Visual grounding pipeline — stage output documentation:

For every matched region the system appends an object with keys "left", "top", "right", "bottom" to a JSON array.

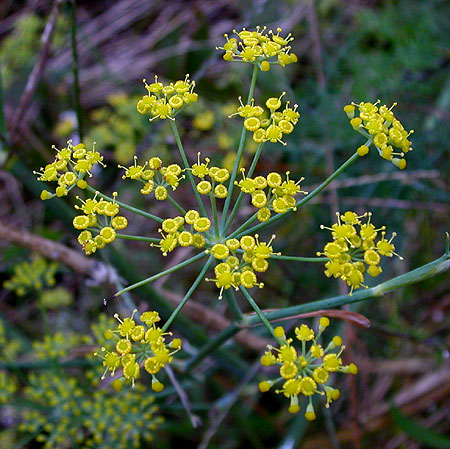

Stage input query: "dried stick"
[
  {"left": 0, "top": 219, "right": 97, "bottom": 275},
  {"left": 10, "top": 0, "right": 62, "bottom": 141}
]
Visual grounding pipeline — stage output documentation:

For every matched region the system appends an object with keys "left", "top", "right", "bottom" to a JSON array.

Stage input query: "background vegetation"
[{"left": 0, "top": 0, "right": 449, "bottom": 447}]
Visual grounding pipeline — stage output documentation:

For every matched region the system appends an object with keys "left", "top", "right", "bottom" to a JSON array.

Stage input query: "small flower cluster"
[
  {"left": 236, "top": 169, "right": 306, "bottom": 222},
  {"left": 230, "top": 94, "right": 300, "bottom": 145},
  {"left": 121, "top": 156, "right": 184, "bottom": 200},
  {"left": 97, "top": 309, "right": 182, "bottom": 390},
  {"left": 191, "top": 153, "right": 230, "bottom": 198},
  {"left": 35, "top": 141, "right": 104, "bottom": 199},
  {"left": 0, "top": 321, "right": 19, "bottom": 404},
  {"left": 217, "top": 27, "right": 298, "bottom": 70},
  {"left": 39, "top": 286, "right": 73, "bottom": 309},
  {"left": 20, "top": 372, "right": 162, "bottom": 449},
  {"left": 318, "top": 211, "right": 402, "bottom": 294},
  {"left": 83, "top": 386, "right": 162, "bottom": 448},
  {"left": 137, "top": 74, "right": 198, "bottom": 120},
  {"left": 73, "top": 192, "right": 127, "bottom": 255},
  {"left": 205, "top": 234, "right": 278, "bottom": 299},
  {"left": 344, "top": 101, "right": 413, "bottom": 169},
  {"left": 152, "top": 210, "right": 208, "bottom": 256},
  {"left": 259, "top": 318, "right": 357, "bottom": 420},
  {"left": 33, "top": 332, "right": 84, "bottom": 360},
  {"left": 20, "top": 374, "right": 85, "bottom": 448},
  {"left": 0, "top": 371, "right": 18, "bottom": 404},
  {"left": 3, "top": 256, "right": 57, "bottom": 296}
]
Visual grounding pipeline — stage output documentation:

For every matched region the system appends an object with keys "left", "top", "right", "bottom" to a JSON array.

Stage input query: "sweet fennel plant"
[{"left": 34, "top": 26, "right": 450, "bottom": 425}]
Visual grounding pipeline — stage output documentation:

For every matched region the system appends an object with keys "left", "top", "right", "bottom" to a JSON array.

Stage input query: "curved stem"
[
  {"left": 162, "top": 256, "right": 213, "bottom": 331},
  {"left": 220, "top": 64, "right": 259, "bottom": 229},
  {"left": 114, "top": 251, "right": 207, "bottom": 297},
  {"left": 85, "top": 185, "right": 163, "bottom": 223},
  {"left": 169, "top": 120, "right": 207, "bottom": 217}
]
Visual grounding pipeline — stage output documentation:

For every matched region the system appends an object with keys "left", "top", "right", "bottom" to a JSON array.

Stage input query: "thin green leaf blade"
[{"left": 390, "top": 405, "right": 450, "bottom": 449}]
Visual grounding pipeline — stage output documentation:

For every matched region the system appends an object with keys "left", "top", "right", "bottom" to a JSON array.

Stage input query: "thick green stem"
[
  {"left": 70, "top": 0, "right": 83, "bottom": 141},
  {"left": 186, "top": 251, "right": 449, "bottom": 362},
  {"left": 247, "top": 252, "right": 450, "bottom": 324},
  {"left": 85, "top": 185, "right": 163, "bottom": 223},
  {"left": 169, "top": 120, "right": 207, "bottom": 216},
  {"left": 162, "top": 257, "right": 213, "bottom": 331},
  {"left": 184, "top": 323, "right": 240, "bottom": 372},
  {"left": 220, "top": 64, "right": 259, "bottom": 229},
  {"left": 239, "top": 286, "right": 283, "bottom": 344},
  {"left": 270, "top": 254, "right": 328, "bottom": 263},
  {"left": 230, "top": 152, "right": 360, "bottom": 239},
  {"left": 224, "top": 289, "right": 244, "bottom": 322},
  {"left": 224, "top": 142, "right": 264, "bottom": 233},
  {"left": 167, "top": 193, "right": 186, "bottom": 215},
  {"left": 114, "top": 251, "right": 207, "bottom": 297}
]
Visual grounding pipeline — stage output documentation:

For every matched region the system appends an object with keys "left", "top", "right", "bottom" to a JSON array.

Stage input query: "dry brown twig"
[{"left": 10, "top": 0, "right": 62, "bottom": 142}]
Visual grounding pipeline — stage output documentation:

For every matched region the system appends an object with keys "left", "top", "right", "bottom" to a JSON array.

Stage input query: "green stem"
[
  {"left": 70, "top": 0, "right": 83, "bottom": 141},
  {"left": 224, "top": 142, "right": 264, "bottom": 233},
  {"left": 0, "top": 357, "right": 94, "bottom": 370},
  {"left": 184, "top": 323, "right": 240, "bottom": 372},
  {"left": 228, "top": 214, "right": 258, "bottom": 238},
  {"left": 224, "top": 289, "right": 244, "bottom": 322},
  {"left": 162, "top": 257, "right": 213, "bottom": 331},
  {"left": 247, "top": 252, "right": 450, "bottom": 325},
  {"left": 114, "top": 251, "right": 207, "bottom": 297},
  {"left": 210, "top": 191, "right": 219, "bottom": 237},
  {"left": 270, "top": 254, "right": 328, "bottom": 263},
  {"left": 169, "top": 120, "right": 207, "bottom": 216},
  {"left": 116, "top": 233, "right": 159, "bottom": 243},
  {"left": 0, "top": 59, "right": 8, "bottom": 167},
  {"left": 220, "top": 63, "right": 259, "bottom": 229},
  {"left": 185, "top": 251, "right": 449, "bottom": 358},
  {"left": 239, "top": 286, "right": 283, "bottom": 344},
  {"left": 85, "top": 185, "right": 163, "bottom": 223},
  {"left": 167, "top": 193, "right": 186, "bottom": 215},
  {"left": 231, "top": 152, "right": 360, "bottom": 239}
]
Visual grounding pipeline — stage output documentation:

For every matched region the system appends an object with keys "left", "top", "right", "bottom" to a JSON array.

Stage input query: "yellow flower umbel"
[
  {"left": 150, "top": 210, "right": 208, "bottom": 256},
  {"left": 317, "top": 211, "right": 403, "bottom": 294},
  {"left": 344, "top": 101, "right": 413, "bottom": 169},
  {"left": 205, "top": 234, "right": 278, "bottom": 299},
  {"left": 3, "top": 256, "right": 57, "bottom": 296},
  {"left": 137, "top": 74, "right": 198, "bottom": 121},
  {"left": 96, "top": 309, "right": 182, "bottom": 391},
  {"left": 120, "top": 156, "right": 184, "bottom": 200},
  {"left": 73, "top": 192, "right": 128, "bottom": 255},
  {"left": 235, "top": 169, "right": 306, "bottom": 221},
  {"left": 217, "top": 27, "right": 298, "bottom": 71},
  {"left": 259, "top": 318, "right": 358, "bottom": 419},
  {"left": 20, "top": 372, "right": 162, "bottom": 449},
  {"left": 229, "top": 93, "right": 300, "bottom": 145},
  {"left": 35, "top": 141, "right": 104, "bottom": 199}
]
